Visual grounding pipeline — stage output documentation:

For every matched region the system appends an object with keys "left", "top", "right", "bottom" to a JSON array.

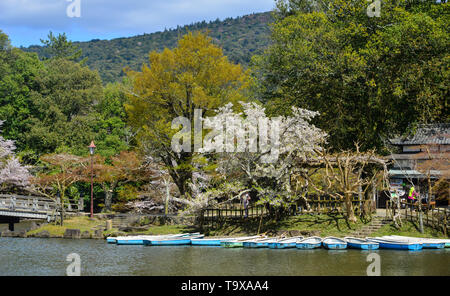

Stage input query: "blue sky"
[{"left": 0, "top": 0, "right": 276, "bottom": 47}]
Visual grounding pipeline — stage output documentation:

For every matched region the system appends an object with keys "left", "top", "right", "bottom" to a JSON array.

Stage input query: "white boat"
[
  {"left": 366, "top": 237, "right": 423, "bottom": 250},
  {"left": 381, "top": 235, "right": 446, "bottom": 249},
  {"left": 144, "top": 234, "right": 205, "bottom": 246},
  {"left": 190, "top": 237, "right": 233, "bottom": 246},
  {"left": 322, "top": 237, "right": 347, "bottom": 250},
  {"left": 220, "top": 235, "right": 262, "bottom": 248},
  {"left": 114, "top": 233, "right": 197, "bottom": 245},
  {"left": 296, "top": 236, "right": 322, "bottom": 249},
  {"left": 344, "top": 237, "right": 379, "bottom": 250},
  {"left": 243, "top": 237, "right": 273, "bottom": 248},
  {"left": 269, "top": 236, "right": 303, "bottom": 249}
]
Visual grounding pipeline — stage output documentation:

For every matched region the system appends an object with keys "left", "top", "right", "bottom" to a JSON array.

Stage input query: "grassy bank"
[
  {"left": 26, "top": 215, "right": 197, "bottom": 238},
  {"left": 26, "top": 216, "right": 105, "bottom": 237},
  {"left": 204, "top": 213, "right": 367, "bottom": 237},
  {"left": 204, "top": 214, "right": 448, "bottom": 239},
  {"left": 24, "top": 213, "right": 448, "bottom": 239},
  {"left": 370, "top": 220, "right": 448, "bottom": 239}
]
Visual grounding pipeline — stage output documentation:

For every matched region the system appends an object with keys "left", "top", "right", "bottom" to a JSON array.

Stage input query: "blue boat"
[
  {"left": 115, "top": 233, "right": 199, "bottom": 245},
  {"left": 220, "top": 236, "right": 262, "bottom": 248},
  {"left": 191, "top": 237, "right": 232, "bottom": 246},
  {"left": 381, "top": 236, "right": 445, "bottom": 249},
  {"left": 244, "top": 237, "right": 273, "bottom": 248},
  {"left": 269, "top": 237, "right": 303, "bottom": 249},
  {"left": 115, "top": 236, "right": 148, "bottom": 245},
  {"left": 366, "top": 237, "right": 423, "bottom": 251},
  {"left": 296, "top": 236, "right": 322, "bottom": 249},
  {"left": 344, "top": 237, "right": 379, "bottom": 250},
  {"left": 322, "top": 237, "right": 347, "bottom": 250},
  {"left": 106, "top": 237, "right": 117, "bottom": 244},
  {"left": 143, "top": 234, "right": 204, "bottom": 246}
]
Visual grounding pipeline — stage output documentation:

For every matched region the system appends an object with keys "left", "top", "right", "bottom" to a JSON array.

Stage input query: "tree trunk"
[
  {"left": 104, "top": 190, "right": 113, "bottom": 212},
  {"left": 169, "top": 169, "right": 192, "bottom": 198},
  {"left": 345, "top": 194, "right": 357, "bottom": 223},
  {"left": 418, "top": 202, "right": 424, "bottom": 233},
  {"left": 102, "top": 181, "right": 118, "bottom": 212}
]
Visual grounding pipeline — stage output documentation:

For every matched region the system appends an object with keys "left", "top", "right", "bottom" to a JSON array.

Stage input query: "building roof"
[
  {"left": 388, "top": 169, "right": 442, "bottom": 179},
  {"left": 390, "top": 123, "right": 450, "bottom": 145}
]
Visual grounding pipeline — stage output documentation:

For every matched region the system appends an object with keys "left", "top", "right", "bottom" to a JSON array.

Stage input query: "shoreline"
[{"left": 1, "top": 212, "right": 448, "bottom": 240}]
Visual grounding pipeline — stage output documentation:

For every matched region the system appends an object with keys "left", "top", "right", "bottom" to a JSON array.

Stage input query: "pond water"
[{"left": 0, "top": 237, "right": 449, "bottom": 276}]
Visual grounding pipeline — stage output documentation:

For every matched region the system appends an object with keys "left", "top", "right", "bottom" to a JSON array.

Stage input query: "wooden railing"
[
  {"left": 199, "top": 195, "right": 372, "bottom": 229},
  {"left": 203, "top": 204, "right": 267, "bottom": 220},
  {"left": 305, "top": 196, "right": 363, "bottom": 213},
  {"left": 388, "top": 199, "right": 449, "bottom": 235},
  {"left": 0, "top": 194, "right": 83, "bottom": 213}
]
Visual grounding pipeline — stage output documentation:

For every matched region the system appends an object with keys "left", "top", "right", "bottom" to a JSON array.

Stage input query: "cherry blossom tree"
[
  {"left": 0, "top": 120, "right": 31, "bottom": 190},
  {"left": 176, "top": 101, "right": 327, "bottom": 218}
]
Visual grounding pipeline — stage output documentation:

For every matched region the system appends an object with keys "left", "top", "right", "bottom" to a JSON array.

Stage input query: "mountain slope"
[{"left": 24, "top": 12, "right": 274, "bottom": 84}]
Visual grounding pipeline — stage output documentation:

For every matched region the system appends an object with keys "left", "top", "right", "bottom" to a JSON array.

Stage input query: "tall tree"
[
  {"left": 26, "top": 57, "right": 103, "bottom": 156},
  {"left": 253, "top": 0, "right": 449, "bottom": 152},
  {"left": 0, "top": 32, "right": 43, "bottom": 159},
  {"left": 125, "top": 31, "right": 250, "bottom": 197},
  {"left": 30, "top": 153, "right": 86, "bottom": 225},
  {"left": 40, "top": 31, "right": 85, "bottom": 63}
]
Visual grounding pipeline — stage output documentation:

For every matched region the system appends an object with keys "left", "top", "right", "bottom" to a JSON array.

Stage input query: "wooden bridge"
[{"left": 0, "top": 194, "right": 83, "bottom": 231}]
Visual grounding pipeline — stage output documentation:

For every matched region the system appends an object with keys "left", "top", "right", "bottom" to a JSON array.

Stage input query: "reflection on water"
[{"left": 0, "top": 237, "right": 449, "bottom": 276}]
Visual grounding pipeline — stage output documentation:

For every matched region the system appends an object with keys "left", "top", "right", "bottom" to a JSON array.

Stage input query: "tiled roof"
[{"left": 390, "top": 123, "right": 450, "bottom": 145}]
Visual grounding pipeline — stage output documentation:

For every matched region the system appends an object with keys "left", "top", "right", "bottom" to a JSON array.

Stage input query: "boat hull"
[
  {"left": 272, "top": 242, "right": 297, "bottom": 249},
  {"left": 323, "top": 243, "right": 347, "bottom": 250},
  {"left": 296, "top": 242, "right": 321, "bottom": 249},
  {"left": 347, "top": 242, "right": 379, "bottom": 250},
  {"left": 422, "top": 242, "right": 445, "bottom": 249},
  {"left": 221, "top": 241, "right": 244, "bottom": 248},
  {"left": 322, "top": 237, "right": 347, "bottom": 250},
  {"left": 368, "top": 239, "right": 423, "bottom": 251},
  {"left": 116, "top": 239, "right": 145, "bottom": 245},
  {"left": 106, "top": 238, "right": 117, "bottom": 244},
  {"left": 144, "top": 238, "right": 192, "bottom": 246},
  {"left": 191, "top": 239, "right": 226, "bottom": 246},
  {"left": 252, "top": 241, "right": 270, "bottom": 248}
]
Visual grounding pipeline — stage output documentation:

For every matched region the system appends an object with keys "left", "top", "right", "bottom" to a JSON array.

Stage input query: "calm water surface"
[{"left": 0, "top": 237, "right": 449, "bottom": 276}]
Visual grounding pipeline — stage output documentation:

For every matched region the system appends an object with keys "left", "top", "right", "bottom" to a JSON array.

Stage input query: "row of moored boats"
[{"left": 107, "top": 233, "right": 450, "bottom": 251}]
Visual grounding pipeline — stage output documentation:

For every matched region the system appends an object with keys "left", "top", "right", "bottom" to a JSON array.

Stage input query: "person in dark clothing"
[{"left": 243, "top": 193, "right": 251, "bottom": 218}]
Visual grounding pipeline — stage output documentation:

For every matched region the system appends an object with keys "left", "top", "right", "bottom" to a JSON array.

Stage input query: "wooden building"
[{"left": 386, "top": 124, "right": 449, "bottom": 207}]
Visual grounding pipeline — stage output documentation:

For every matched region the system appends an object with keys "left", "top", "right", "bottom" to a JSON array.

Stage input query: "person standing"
[{"left": 243, "top": 193, "right": 251, "bottom": 218}]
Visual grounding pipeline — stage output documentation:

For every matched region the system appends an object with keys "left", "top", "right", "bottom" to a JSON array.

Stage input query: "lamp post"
[{"left": 88, "top": 141, "right": 96, "bottom": 218}]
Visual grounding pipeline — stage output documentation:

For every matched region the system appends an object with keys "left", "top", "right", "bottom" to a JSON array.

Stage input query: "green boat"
[{"left": 221, "top": 236, "right": 261, "bottom": 248}]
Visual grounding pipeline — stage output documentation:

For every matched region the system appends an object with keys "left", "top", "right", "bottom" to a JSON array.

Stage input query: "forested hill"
[{"left": 23, "top": 12, "right": 273, "bottom": 84}]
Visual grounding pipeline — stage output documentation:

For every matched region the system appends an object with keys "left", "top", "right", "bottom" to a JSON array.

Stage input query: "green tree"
[
  {"left": 40, "top": 31, "right": 85, "bottom": 63},
  {"left": 25, "top": 58, "right": 103, "bottom": 156},
  {"left": 125, "top": 32, "right": 250, "bottom": 197},
  {"left": 253, "top": 0, "right": 449, "bottom": 152},
  {"left": 0, "top": 31, "right": 43, "bottom": 160},
  {"left": 0, "top": 30, "right": 11, "bottom": 50},
  {"left": 92, "top": 82, "right": 131, "bottom": 157}
]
